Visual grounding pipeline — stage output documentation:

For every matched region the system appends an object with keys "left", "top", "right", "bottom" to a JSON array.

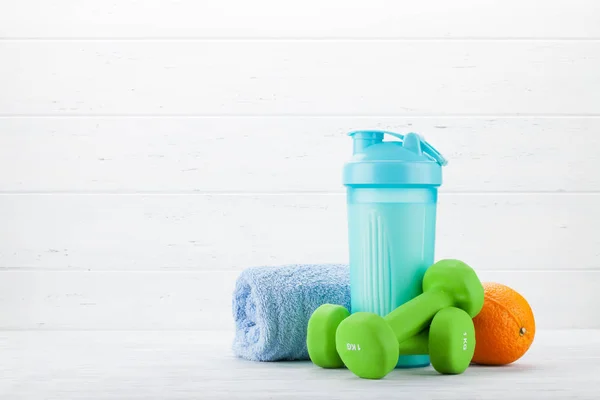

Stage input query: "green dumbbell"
[
  {"left": 308, "top": 305, "right": 476, "bottom": 375},
  {"left": 335, "top": 259, "right": 484, "bottom": 379},
  {"left": 306, "top": 259, "right": 483, "bottom": 372}
]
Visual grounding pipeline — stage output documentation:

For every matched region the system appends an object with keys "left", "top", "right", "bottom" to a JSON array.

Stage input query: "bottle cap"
[{"left": 343, "top": 130, "right": 447, "bottom": 187}]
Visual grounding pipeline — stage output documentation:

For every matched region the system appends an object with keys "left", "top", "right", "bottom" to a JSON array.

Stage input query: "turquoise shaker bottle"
[{"left": 342, "top": 130, "right": 447, "bottom": 368}]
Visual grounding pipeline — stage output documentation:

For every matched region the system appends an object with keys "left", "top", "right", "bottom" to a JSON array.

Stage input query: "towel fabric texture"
[{"left": 232, "top": 263, "right": 351, "bottom": 362}]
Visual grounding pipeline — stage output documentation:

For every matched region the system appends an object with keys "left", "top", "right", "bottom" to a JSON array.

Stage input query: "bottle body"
[{"left": 346, "top": 186, "right": 438, "bottom": 368}]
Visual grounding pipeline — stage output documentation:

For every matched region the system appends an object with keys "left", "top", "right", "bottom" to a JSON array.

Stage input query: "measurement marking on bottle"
[{"left": 346, "top": 343, "right": 361, "bottom": 351}]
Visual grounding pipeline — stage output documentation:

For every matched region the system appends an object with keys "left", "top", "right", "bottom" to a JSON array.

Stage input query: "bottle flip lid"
[{"left": 343, "top": 130, "right": 447, "bottom": 187}]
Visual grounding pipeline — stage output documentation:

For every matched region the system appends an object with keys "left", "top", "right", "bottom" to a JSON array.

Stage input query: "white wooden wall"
[{"left": 1, "top": 0, "right": 599, "bottom": 332}]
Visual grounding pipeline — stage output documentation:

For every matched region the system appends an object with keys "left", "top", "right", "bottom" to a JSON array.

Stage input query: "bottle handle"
[{"left": 379, "top": 131, "right": 448, "bottom": 166}]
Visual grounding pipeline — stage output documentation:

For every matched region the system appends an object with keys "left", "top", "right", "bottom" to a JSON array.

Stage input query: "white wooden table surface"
[{"left": 2, "top": 329, "right": 598, "bottom": 399}]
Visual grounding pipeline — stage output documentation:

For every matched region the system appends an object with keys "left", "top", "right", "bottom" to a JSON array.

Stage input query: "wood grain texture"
[
  {"left": 1, "top": 330, "right": 599, "bottom": 399},
  {"left": 1, "top": 41, "right": 599, "bottom": 116},
  {"left": 1, "top": 194, "right": 598, "bottom": 271},
  {"left": 1, "top": 0, "right": 599, "bottom": 39},
  {"left": 1, "top": 0, "right": 598, "bottom": 353},
  {"left": 0, "top": 270, "right": 597, "bottom": 330},
  {"left": 1, "top": 117, "right": 599, "bottom": 193}
]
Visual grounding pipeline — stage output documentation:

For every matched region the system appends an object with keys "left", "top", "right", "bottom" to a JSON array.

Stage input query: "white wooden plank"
[
  {"left": 1, "top": 42, "right": 598, "bottom": 116},
  {"left": 1, "top": 194, "right": 598, "bottom": 271},
  {"left": 1, "top": 117, "right": 599, "bottom": 193},
  {"left": 0, "top": 271, "right": 238, "bottom": 331},
  {"left": 0, "top": 270, "right": 597, "bottom": 330},
  {"left": 1, "top": 330, "right": 599, "bottom": 399},
  {"left": 1, "top": 0, "right": 599, "bottom": 39}
]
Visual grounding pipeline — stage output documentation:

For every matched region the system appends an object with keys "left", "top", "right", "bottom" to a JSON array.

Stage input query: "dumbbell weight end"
[
  {"left": 396, "top": 307, "right": 476, "bottom": 375},
  {"left": 306, "top": 304, "right": 351, "bottom": 368}
]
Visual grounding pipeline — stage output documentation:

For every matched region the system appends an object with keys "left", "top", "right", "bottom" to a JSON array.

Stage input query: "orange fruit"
[{"left": 471, "top": 282, "right": 535, "bottom": 365}]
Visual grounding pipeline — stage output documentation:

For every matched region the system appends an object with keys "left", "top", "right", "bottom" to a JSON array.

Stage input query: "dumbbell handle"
[
  {"left": 397, "top": 330, "right": 429, "bottom": 355},
  {"left": 383, "top": 288, "right": 453, "bottom": 343}
]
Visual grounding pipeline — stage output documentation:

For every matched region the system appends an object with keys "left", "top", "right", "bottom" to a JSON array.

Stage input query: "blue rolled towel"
[{"left": 232, "top": 263, "right": 350, "bottom": 362}]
